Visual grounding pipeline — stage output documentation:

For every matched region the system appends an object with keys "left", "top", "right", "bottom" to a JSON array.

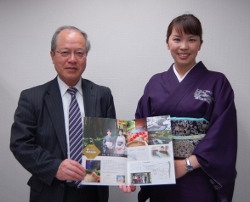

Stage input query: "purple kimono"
[{"left": 135, "top": 61, "right": 237, "bottom": 202}]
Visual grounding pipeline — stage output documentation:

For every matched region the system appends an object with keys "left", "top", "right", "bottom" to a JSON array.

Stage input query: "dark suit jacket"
[{"left": 10, "top": 77, "right": 116, "bottom": 202}]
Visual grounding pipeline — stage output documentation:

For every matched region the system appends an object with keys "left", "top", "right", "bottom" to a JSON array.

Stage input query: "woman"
[
  {"left": 115, "top": 129, "right": 126, "bottom": 155},
  {"left": 120, "top": 14, "right": 237, "bottom": 202}
]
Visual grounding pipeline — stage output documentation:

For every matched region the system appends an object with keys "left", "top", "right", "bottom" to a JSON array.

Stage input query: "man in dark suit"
[{"left": 10, "top": 26, "right": 116, "bottom": 202}]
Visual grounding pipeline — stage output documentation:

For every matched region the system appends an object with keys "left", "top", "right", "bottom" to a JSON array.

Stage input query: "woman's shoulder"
[
  {"left": 206, "top": 69, "right": 231, "bottom": 86},
  {"left": 148, "top": 64, "right": 173, "bottom": 83},
  {"left": 148, "top": 71, "right": 168, "bottom": 83},
  {"left": 207, "top": 69, "right": 226, "bottom": 77}
]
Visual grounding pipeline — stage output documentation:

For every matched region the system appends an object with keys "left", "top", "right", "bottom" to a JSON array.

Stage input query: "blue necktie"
[{"left": 68, "top": 87, "right": 83, "bottom": 186}]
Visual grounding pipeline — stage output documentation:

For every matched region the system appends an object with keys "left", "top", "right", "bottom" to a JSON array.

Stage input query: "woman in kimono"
[
  {"left": 119, "top": 14, "right": 237, "bottom": 202},
  {"left": 115, "top": 129, "right": 126, "bottom": 155}
]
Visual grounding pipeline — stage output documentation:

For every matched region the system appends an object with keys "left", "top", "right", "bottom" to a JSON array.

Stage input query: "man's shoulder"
[
  {"left": 21, "top": 78, "right": 57, "bottom": 95},
  {"left": 82, "top": 78, "right": 111, "bottom": 92}
]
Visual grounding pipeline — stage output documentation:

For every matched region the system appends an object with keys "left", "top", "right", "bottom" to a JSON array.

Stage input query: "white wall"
[{"left": 0, "top": 0, "right": 249, "bottom": 201}]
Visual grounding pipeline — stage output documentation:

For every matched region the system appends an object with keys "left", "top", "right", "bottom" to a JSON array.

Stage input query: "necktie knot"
[{"left": 67, "top": 87, "right": 77, "bottom": 96}]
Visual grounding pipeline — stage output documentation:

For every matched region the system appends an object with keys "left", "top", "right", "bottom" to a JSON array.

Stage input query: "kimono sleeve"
[{"left": 193, "top": 75, "right": 237, "bottom": 201}]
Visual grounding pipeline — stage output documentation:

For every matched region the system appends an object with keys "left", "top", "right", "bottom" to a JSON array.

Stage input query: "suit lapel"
[
  {"left": 81, "top": 79, "right": 96, "bottom": 117},
  {"left": 44, "top": 78, "right": 67, "bottom": 158}
]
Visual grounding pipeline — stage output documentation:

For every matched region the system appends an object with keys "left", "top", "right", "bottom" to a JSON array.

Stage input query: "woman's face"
[{"left": 167, "top": 28, "right": 202, "bottom": 71}]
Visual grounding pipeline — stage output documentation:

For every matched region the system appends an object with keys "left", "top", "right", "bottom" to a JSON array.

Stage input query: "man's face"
[{"left": 50, "top": 29, "right": 87, "bottom": 86}]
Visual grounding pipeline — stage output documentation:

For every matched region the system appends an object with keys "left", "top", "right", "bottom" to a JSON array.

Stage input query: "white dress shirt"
[{"left": 57, "top": 76, "right": 85, "bottom": 159}]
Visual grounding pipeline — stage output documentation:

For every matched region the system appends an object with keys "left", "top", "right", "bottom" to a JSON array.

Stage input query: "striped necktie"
[{"left": 67, "top": 87, "right": 83, "bottom": 185}]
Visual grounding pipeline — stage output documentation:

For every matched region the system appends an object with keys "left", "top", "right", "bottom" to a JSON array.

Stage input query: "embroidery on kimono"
[{"left": 194, "top": 89, "right": 214, "bottom": 104}]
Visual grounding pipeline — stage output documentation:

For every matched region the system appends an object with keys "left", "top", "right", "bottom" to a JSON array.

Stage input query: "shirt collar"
[{"left": 57, "top": 76, "right": 83, "bottom": 97}]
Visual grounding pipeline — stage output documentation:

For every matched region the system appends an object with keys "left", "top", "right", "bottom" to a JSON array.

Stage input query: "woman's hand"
[
  {"left": 175, "top": 155, "right": 201, "bottom": 179},
  {"left": 118, "top": 185, "right": 136, "bottom": 193},
  {"left": 174, "top": 159, "right": 188, "bottom": 179}
]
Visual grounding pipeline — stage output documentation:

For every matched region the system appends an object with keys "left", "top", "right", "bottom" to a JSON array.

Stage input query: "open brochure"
[{"left": 80, "top": 115, "right": 176, "bottom": 186}]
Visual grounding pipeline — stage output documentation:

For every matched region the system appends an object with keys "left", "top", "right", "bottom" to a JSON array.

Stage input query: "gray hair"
[{"left": 51, "top": 25, "right": 91, "bottom": 54}]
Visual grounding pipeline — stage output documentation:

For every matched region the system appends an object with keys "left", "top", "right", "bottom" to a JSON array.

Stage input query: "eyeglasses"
[{"left": 56, "top": 48, "right": 86, "bottom": 58}]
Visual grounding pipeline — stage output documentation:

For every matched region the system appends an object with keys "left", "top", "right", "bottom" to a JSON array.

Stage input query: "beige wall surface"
[{"left": 0, "top": 1, "right": 249, "bottom": 201}]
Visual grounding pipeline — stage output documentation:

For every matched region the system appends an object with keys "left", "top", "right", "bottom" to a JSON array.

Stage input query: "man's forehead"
[
  {"left": 59, "top": 30, "right": 83, "bottom": 39},
  {"left": 56, "top": 30, "right": 86, "bottom": 47}
]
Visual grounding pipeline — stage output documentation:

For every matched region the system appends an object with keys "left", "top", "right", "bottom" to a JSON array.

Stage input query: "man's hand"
[
  {"left": 55, "top": 159, "right": 85, "bottom": 181},
  {"left": 118, "top": 185, "right": 136, "bottom": 193}
]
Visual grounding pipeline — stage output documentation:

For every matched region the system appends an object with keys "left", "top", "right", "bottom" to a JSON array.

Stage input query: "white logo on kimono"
[{"left": 194, "top": 89, "right": 214, "bottom": 104}]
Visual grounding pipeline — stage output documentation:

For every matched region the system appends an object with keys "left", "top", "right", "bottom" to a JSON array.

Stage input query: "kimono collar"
[{"left": 173, "top": 64, "right": 196, "bottom": 82}]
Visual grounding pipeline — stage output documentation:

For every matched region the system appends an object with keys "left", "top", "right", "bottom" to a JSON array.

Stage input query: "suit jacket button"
[{"left": 61, "top": 183, "right": 65, "bottom": 188}]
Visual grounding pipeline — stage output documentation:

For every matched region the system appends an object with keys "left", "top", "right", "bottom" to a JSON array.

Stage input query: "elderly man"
[{"left": 10, "top": 26, "right": 116, "bottom": 202}]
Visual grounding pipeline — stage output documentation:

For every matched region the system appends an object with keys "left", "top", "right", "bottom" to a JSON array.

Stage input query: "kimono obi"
[{"left": 170, "top": 117, "right": 209, "bottom": 158}]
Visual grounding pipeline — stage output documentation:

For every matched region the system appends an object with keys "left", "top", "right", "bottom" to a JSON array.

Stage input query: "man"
[
  {"left": 102, "top": 129, "right": 115, "bottom": 155},
  {"left": 10, "top": 26, "right": 116, "bottom": 202}
]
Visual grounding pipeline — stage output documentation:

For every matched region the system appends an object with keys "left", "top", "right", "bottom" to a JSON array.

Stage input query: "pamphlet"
[{"left": 81, "top": 115, "right": 175, "bottom": 186}]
